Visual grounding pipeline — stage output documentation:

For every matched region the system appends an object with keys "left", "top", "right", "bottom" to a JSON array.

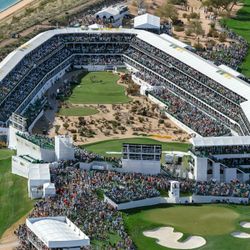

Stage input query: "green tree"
[
  {"left": 188, "top": 20, "right": 205, "bottom": 38},
  {"left": 157, "top": 1, "right": 178, "bottom": 22}
]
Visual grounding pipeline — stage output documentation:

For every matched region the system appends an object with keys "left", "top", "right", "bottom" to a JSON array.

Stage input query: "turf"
[
  {"left": 224, "top": 0, "right": 250, "bottom": 77},
  {"left": 68, "top": 71, "right": 131, "bottom": 104},
  {"left": 82, "top": 137, "right": 191, "bottom": 156},
  {"left": 0, "top": 150, "right": 33, "bottom": 237},
  {"left": 0, "top": 149, "right": 15, "bottom": 160},
  {"left": 58, "top": 106, "right": 99, "bottom": 117},
  {"left": 124, "top": 204, "right": 250, "bottom": 250}
]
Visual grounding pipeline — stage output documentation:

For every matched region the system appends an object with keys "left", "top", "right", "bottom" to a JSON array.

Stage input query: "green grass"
[
  {"left": 0, "top": 150, "right": 33, "bottom": 237},
  {"left": 58, "top": 106, "right": 99, "bottom": 117},
  {"left": 68, "top": 71, "right": 131, "bottom": 104},
  {"left": 124, "top": 204, "right": 250, "bottom": 250},
  {"left": 82, "top": 137, "right": 190, "bottom": 156},
  {"left": 224, "top": 0, "right": 250, "bottom": 77},
  {"left": 0, "top": 149, "right": 15, "bottom": 160}
]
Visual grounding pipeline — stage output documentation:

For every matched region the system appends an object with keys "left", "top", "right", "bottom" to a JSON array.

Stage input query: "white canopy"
[
  {"left": 26, "top": 217, "right": 90, "bottom": 248},
  {"left": 218, "top": 64, "right": 243, "bottom": 78},
  {"left": 190, "top": 136, "right": 250, "bottom": 147},
  {"left": 134, "top": 13, "right": 160, "bottom": 30}
]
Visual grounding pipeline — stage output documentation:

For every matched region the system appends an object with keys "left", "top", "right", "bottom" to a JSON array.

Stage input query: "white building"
[
  {"left": 121, "top": 143, "right": 162, "bottom": 174},
  {"left": 26, "top": 216, "right": 90, "bottom": 250},
  {"left": 55, "top": 135, "right": 74, "bottom": 161},
  {"left": 95, "top": 4, "right": 128, "bottom": 23},
  {"left": 28, "top": 164, "right": 51, "bottom": 199},
  {"left": 189, "top": 136, "right": 250, "bottom": 182},
  {"left": 134, "top": 13, "right": 160, "bottom": 32}
]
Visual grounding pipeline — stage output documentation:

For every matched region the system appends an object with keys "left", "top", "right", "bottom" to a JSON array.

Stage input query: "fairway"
[
  {"left": 68, "top": 71, "right": 131, "bottom": 104},
  {"left": 58, "top": 106, "right": 99, "bottom": 117},
  {"left": 0, "top": 150, "right": 33, "bottom": 237},
  {"left": 82, "top": 138, "right": 190, "bottom": 156},
  {"left": 124, "top": 204, "right": 250, "bottom": 250},
  {"left": 225, "top": 0, "right": 250, "bottom": 77}
]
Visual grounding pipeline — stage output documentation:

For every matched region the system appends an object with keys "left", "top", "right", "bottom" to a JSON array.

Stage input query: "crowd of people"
[
  {"left": 198, "top": 30, "right": 248, "bottom": 70},
  {"left": 15, "top": 158, "right": 250, "bottom": 249},
  {"left": 0, "top": 33, "right": 134, "bottom": 125},
  {"left": 126, "top": 38, "right": 250, "bottom": 136},
  {"left": 0, "top": 31, "right": 250, "bottom": 137},
  {"left": 193, "top": 144, "right": 250, "bottom": 156}
]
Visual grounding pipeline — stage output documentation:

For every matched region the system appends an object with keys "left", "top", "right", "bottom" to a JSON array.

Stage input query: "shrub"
[{"left": 174, "top": 26, "right": 185, "bottom": 32}]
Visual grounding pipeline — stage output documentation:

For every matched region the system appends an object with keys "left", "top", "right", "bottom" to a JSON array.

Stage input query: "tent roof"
[
  {"left": 28, "top": 164, "right": 50, "bottom": 180},
  {"left": 134, "top": 13, "right": 160, "bottom": 29},
  {"left": 190, "top": 136, "right": 250, "bottom": 147},
  {"left": 26, "top": 217, "right": 89, "bottom": 248}
]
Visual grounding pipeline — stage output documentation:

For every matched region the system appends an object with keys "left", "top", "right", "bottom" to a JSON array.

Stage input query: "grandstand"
[{"left": 0, "top": 28, "right": 250, "bottom": 138}]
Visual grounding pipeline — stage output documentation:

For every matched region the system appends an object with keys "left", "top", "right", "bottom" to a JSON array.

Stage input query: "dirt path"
[{"left": 0, "top": 213, "right": 30, "bottom": 250}]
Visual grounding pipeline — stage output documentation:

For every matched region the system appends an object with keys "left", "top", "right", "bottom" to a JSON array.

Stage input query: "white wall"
[
  {"left": 104, "top": 194, "right": 249, "bottom": 210},
  {"left": 12, "top": 156, "right": 30, "bottom": 178},
  {"left": 121, "top": 159, "right": 161, "bottom": 175},
  {"left": 225, "top": 168, "right": 237, "bottom": 183},
  {"left": 16, "top": 135, "right": 55, "bottom": 162},
  {"left": 55, "top": 135, "right": 74, "bottom": 161}
]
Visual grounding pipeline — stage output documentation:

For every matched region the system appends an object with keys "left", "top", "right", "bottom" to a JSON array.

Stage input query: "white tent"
[
  {"left": 26, "top": 217, "right": 90, "bottom": 249},
  {"left": 43, "top": 182, "right": 56, "bottom": 198},
  {"left": 134, "top": 13, "right": 160, "bottom": 30}
]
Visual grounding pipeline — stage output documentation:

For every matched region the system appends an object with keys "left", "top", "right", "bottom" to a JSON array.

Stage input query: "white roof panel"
[
  {"left": 26, "top": 217, "right": 90, "bottom": 248},
  {"left": 160, "top": 33, "right": 190, "bottom": 49},
  {"left": 134, "top": 13, "right": 160, "bottom": 29},
  {"left": 218, "top": 64, "right": 243, "bottom": 77},
  {"left": 190, "top": 136, "right": 250, "bottom": 147},
  {"left": 28, "top": 164, "right": 50, "bottom": 180}
]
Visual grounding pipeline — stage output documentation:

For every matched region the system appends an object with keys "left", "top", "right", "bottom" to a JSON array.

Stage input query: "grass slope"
[
  {"left": 224, "top": 0, "right": 250, "bottom": 77},
  {"left": 82, "top": 137, "right": 190, "bottom": 156},
  {"left": 68, "top": 71, "right": 131, "bottom": 104},
  {"left": 124, "top": 204, "right": 250, "bottom": 250},
  {"left": 58, "top": 106, "right": 99, "bottom": 117},
  {"left": 0, "top": 150, "right": 33, "bottom": 237}
]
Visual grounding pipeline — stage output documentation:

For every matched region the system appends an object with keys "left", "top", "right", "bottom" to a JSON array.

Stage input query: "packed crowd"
[
  {"left": 193, "top": 144, "right": 250, "bottom": 156},
  {"left": 1, "top": 31, "right": 250, "bottom": 137},
  {"left": 0, "top": 33, "right": 134, "bottom": 124},
  {"left": 15, "top": 161, "right": 250, "bottom": 248},
  {"left": 198, "top": 30, "right": 248, "bottom": 70},
  {"left": 126, "top": 38, "right": 250, "bottom": 136}
]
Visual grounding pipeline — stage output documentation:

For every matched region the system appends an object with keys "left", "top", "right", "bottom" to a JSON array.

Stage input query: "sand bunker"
[
  {"left": 240, "top": 222, "right": 250, "bottom": 228},
  {"left": 231, "top": 232, "right": 250, "bottom": 238},
  {"left": 143, "top": 227, "right": 206, "bottom": 249},
  {"left": 231, "top": 221, "right": 250, "bottom": 238}
]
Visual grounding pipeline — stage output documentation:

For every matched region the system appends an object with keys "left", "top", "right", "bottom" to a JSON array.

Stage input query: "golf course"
[
  {"left": 82, "top": 137, "right": 191, "bottom": 156},
  {"left": 68, "top": 71, "right": 131, "bottom": 104},
  {"left": 124, "top": 204, "right": 250, "bottom": 250},
  {"left": 0, "top": 149, "right": 33, "bottom": 238}
]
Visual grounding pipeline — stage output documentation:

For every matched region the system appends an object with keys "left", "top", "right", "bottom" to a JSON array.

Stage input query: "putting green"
[
  {"left": 68, "top": 71, "right": 131, "bottom": 104},
  {"left": 124, "top": 204, "right": 250, "bottom": 250},
  {"left": 143, "top": 206, "right": 239, "bottom": 236},
  {"left": 82, "top": 138, "right": 190, "bottom": 157}
]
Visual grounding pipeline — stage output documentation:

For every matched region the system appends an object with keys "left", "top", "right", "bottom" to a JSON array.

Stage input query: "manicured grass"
[
  {"left": 0, "top": 150, "right": 33, "bottom": 237},
  {"left": 0, "top": 149, "right": 15, "bottom": 160},
  {"left": 82, "top": 137, "right": 191, "bottom": 156},
  {"left": 68, "top": 71, "right": 131, "bottom": 104},
  {"left": 58, "top": 106, "right": 99, "bottom": 117},
  {"left": 124, "top": 204, "right": 250, "bottom": 250},
  {"left": 224, "top": 0, "right": 250, "bottom": 77}
]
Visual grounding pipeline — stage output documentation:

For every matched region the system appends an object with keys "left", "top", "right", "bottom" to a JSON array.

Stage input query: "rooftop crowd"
[{"left": 198, "top": 30, "right": 248, "bottom": 71}]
